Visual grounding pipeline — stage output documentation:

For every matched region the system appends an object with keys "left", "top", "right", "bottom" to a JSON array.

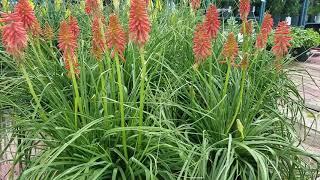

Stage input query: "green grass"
[{"left": 0, "top": 2, "right": 319, "bottom": 180}]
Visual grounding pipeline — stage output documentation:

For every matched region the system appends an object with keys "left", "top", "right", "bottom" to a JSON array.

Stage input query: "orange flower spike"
[
  {"left": 191, "top": 0, "right": 201, "bottom": 11},
  {"left": 1, "top": 13, "right": 28, "bottom": 57},
  {"left": 204, "top": 4, "right": 220, "bottom": 40},
  {"left": 58, "top": 21, "right": 78, "bottom": 55},
  {"left": 14, "top": 0, "right": 36, "bottom": 29},
  {"left": 272, "top": 21, "right": 291, "bottom": 58},
  {"left": 85, "top": 0, "right": 99, "bottom": 15},
  {"left": 260, "top": 13, "right": 273, "bottom": 35},
  {"left": 107, "top": 14, "right": 127, "bottom": 61},
  {"left": 68, "top": 16, "right": 80, "bottom": 39},
  {"left": 239, "top": 0, "right": 250, "bottom": 21},
  {"left": 129, "top": 0, "right": 151, "bottom": 46},
  {"left": 240, "top": 20, "right": 252, "bottom": 35},
  {"left": 58, "top": 21, "right": 79, "bottom": 75},
  {"left": 222, "top": 32, "right": 238, "bottom": 63},
  {"left": 193, "top": 23, "right": 212, "bottom": 64},
  {"left": 43, "top": 22, "right": 54, "bottom": 40},
  {"left": 30, "top": 20, "right": 42, "bottom": 37},
  {"left": 256, "top": 13, "right": 273, "bottom": 49},
  {"left": 92, "top": 15, "right": 107, "bottom": 59}
]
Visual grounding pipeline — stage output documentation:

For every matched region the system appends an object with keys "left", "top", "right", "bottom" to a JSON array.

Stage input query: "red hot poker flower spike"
[
  {"left": 92, "top": 15, "right": 107, "bottom": 59},
  {"left": 30, "top": 20, "right": 42, "bottom": 37},
  {"left": 107, "top": 14, "right": 127, "bottom": 61},
  {"left": 14, "top": 0, "right": 36, "bottom": 29},
  {"left": 129, "top": 0, "right": 151, "bottom": 46},
  {"left": 193, "top": 23, "right": 212, "bottom": 64},
  {"left": 204, "top": 4, "right": 220, "bottom": 40},
  {"left": 191, "top": 0, "right": 201, "bottom": 11},
  {"left": 42, "top": 22, "right": 54, "bottom": 40},
  {"left": 58, "top": 20, "right": 79, "bottom": 75},
  {"left": 240, "top": 20, "right": 252, "bottom": 35},
  {"left": 85, "top": 0, "right": 100, "bottom": 15},
  {"left": 272, "top": 21, "right": 291, "bottom": 58},
  {"left": 58, "top": 21, "right": 77, "bottom": 53},
  {"left": 239, "top": 0, "right": 250, "bottom": 21},
  {"left": 222, "top": 32, "right": 238, "bottom": 63},
  {"left": 68, "top": 16, "right": 80, "bottom": 39},
  {"left": 256, "top": 13, "right": 273, "bottom": 49},
  {"left": 1, "top": 13, "right": 28, "bottom": 57}
]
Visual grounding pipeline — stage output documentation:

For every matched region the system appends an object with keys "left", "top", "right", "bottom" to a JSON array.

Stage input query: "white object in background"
[
  {"left": 252, "top": 6, "right": 255, "bottom": 13},
  {"left": 315, "top": 13, "right": 320, "bottom": 23},
  {"left": 285, "top": 17, "right": 292, "bottom": 25},
  {"left": 228, "top": 6, "right": 232, "bottom": 13},
  {"left": 238, "top": 33, "right": 243, "bottom": 43}
]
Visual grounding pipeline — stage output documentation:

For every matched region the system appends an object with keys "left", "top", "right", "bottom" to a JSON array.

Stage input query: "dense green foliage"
[{"left": 1, "top": 2, "right": 319, "bottom": 179}]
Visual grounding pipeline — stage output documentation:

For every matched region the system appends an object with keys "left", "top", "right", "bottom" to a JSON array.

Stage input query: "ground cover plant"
[{"left": 0, "top": 0, "right": 319, "bottom": 179}]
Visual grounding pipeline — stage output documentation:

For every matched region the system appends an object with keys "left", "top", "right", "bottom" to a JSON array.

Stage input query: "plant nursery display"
[{"left": 0, "top": 0, "right": 319, "bottom": 179}]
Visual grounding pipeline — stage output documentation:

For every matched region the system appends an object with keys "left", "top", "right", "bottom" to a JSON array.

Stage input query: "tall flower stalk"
[
  {"left": 107, "top": 14, "right": 128, "bottom": 159},
  {"left": 58, "top": 19, "right": 82, "bottom": 128},
  {"left": 129, "top": 0, "right": 151, "bottom": 149}
]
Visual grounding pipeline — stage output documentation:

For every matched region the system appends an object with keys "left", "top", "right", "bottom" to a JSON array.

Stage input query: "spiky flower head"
[
  {"left": 239, "top": 0, "right": 250, "bottom": 21},
  {"left": 58, "top": 20, "right": 79, "bottom": 75},
  {"left": 42, "top": 22, "right": 54, "bottom": 40},
  {"left": 30, "top": 20, "right": 42, "bottom": 37},
  {"left": 68, "top": 16, "right": 80, "bottom": 39},
  {"left": 240, "top": 20, "right": 252, "bottom": 35},
  {"left": 255, "top": 13, "right": 273, "bottom": 49},
  {"left": 85, "top": 0, "right": 100, "bottom": 15},
  {"left": 107, "top": 14, "right": 127, "bottom": 61},
  {"left": 190, "top": 0, "right": 201, "bottom": 11},
  {"left": 14, "top": 0, "right": 36, "bottom": 29},
  {"left": 1, "top": 12, "right": 28, "bottom": 58},
  {"left": 193, "top": 23, "right": 212, "bottom": 65},
  {"left": 129, "top": 0, "right": 151, "bottom": 46},
  {"left": 222, "top": 32, "right": 238, "bottom": 62},
  {"left": 272, "top": 21, "right": 291, "bottom": 58},
  {"left": 204, "top": 4, "right": 220, "bottom": 40},
  {"left": 92, "top": 15, "right": 107, "bottom": 59}
]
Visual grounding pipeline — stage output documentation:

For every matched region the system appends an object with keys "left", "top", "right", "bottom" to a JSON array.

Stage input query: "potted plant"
[{"left": 290, "top": 27, "right": 320, "bottom": 61}]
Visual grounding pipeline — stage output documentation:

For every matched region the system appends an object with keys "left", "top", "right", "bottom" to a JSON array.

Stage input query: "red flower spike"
[
  {"left": 193, "top": 23, "right": 212, "bottom": 64},
  {"left": 260, "top": 13, "right": 273, "bottom": 35},
  {"left": 255, "top": 13, "right": 273, "bottom": 49},
  {"left": 92, "top": 15, "right": 107, "bottom": 59},
  {"left": 204, "top": 4, "right": 220, "bottom": 40},
  {"left": 58, "top": 21, "right": 77, "bottom": 53},
  {"left": 1, "top": 16, "right": 28, "bottom": 57},
  {"left": 222, "top": 32, "right": 238, "bottom": 62},
  {"left": 240, "top": 20, "right": 252, "bottom": 35},
  {"left": 191, "top": 0, "right": 201, "bottom": 11},
  {"left": 58, "top": 20, "right": 79, "bottom": 75},
  {"left": 239, "top": 0, "right": 250, "bottom": 21},
  {"left": 68, "top": 16, "right": 80, "bottom": 39},
  {"left": 272, "top": 21, "right": 291, "bottom": 58},
  {"left": 85, "top": 0, "right": 100, "bottom": 15},
  {"left": 129, "top": 0, "right": 151, "bottom": 46},
  {"left": 107, "top": 14, "right": 127, "bottom": 61},
  {"left": 14, "top": 0, "right": 36, "bottom": 29}
]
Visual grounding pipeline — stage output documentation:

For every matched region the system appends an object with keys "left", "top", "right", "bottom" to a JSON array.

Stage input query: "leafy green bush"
[
  {"left": 290, "top": 27, "right": 320, "bottom": 48},
  {"left": 0, "top": 1, "right": 319, "bottom": 179}
]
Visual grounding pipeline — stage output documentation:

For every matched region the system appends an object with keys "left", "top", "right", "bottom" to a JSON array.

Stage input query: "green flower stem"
[
  {"left": 226, "top": 67, "right": 246, "bottom": 134},
  {"left": 20, "top": 64, "right": 48, "bottom": 121},
  {"left": 115, "top": 53, "right": 128, "bottom": 160},
  {"left": 106, "top": 51, "right": 115, "bottom": 114},
  {"left": 68, "top": 57, "right": 82, "bottom": 129},
  {"left": 138, "top": 47, "right": 147, "bottom": 149},
  {"left": 98, "top": 61, "right": 109, "bottom": 121}
]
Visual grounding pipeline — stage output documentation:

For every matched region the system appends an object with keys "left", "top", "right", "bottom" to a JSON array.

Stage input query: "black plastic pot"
[{"left": 292, "top": 47, "right": 309, "bottom": 62}]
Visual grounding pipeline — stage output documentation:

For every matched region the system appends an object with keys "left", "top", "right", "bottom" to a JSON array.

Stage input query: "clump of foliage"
[{"left": 0, "top": 0, "right": 319, "bottom": 179}]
